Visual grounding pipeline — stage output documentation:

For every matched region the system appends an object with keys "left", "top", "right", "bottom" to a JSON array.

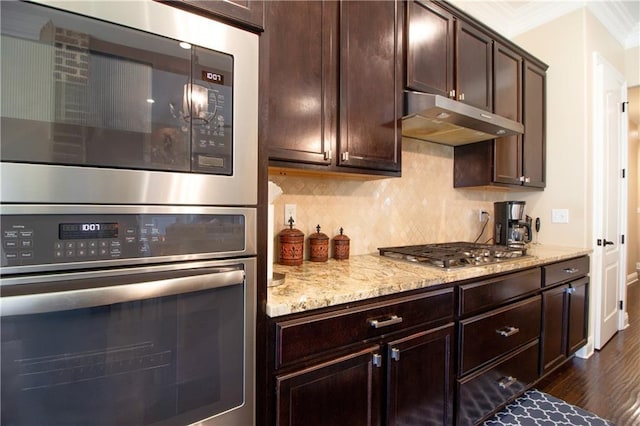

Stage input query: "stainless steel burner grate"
[{"left": 378, "top": 242, "right": 527, "bottom": 269}]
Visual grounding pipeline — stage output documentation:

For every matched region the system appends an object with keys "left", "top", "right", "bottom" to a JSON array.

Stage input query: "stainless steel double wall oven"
[{"left": 0, "top": 1, "right": 258, "bottom": 424}]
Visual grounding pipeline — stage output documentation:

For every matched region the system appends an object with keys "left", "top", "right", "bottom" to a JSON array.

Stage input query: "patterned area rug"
[{"left": 483, "top": 389, "right": 615, "bottom": 426}]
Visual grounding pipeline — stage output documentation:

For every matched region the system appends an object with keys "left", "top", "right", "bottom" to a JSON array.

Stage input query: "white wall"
[
  {"left": 511, "top": 10, "right": 591, "bottom": 248},
  {"left": 626, "top": 46, "right": 640, "bottom": 87}
]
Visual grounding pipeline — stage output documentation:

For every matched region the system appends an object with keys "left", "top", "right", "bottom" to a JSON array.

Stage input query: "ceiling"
[{"left": 448, "top": 1, "right": 640, "bottom": 49}]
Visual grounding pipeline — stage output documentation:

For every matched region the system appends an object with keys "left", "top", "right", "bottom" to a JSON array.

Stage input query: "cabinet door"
[
  {"left": 541, "top": 285, "right": 568, "bottom": 374},
  {"left": 456, "top": 21, "right": 492, "bottom": 111},
  {"left": 522, "top": 60, "right": 546, "bottom": 188},
  {"left": 170, "top": 0, "right": 264, "bottom": 32},
  {"left": 406, "top": 0, "right": 454, "bottom": 96},
  {"left": 493, "top": 42, "right": 523, "bottom": 185},
  {"left": 275, "top": 346, "right": 381, "bottom": 426},
  {"left": 567, "top": 277, "right": 589, "bottom": 355},
  {"left": 261, "top": 1, "right": 337, "bottom": 166},
  {"left": 387, "top": 324, "right": 454, "bottom": 426},
  {"left": 338, "top": 0, "right": 402, "bottom": 172}
]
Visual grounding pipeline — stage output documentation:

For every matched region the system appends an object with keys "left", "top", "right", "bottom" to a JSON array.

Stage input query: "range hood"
[{"left": 402, "top": 91, "right": 524, "bottom": 145}]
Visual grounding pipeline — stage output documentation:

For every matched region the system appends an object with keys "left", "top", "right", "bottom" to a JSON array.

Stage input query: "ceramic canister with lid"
[
  {"left": 333, "top": 227, "right": 350, "bottom": 260},
  {"left": 308, "top": 224, "right": 329, "bottom": 262},
  {"left": 278, "top": 218, "right": 304, "bottom": 266}
]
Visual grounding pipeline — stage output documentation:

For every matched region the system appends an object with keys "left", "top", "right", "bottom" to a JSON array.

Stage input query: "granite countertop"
[{"left": 267, "top": 244, "right": 592, "bottom": 317}]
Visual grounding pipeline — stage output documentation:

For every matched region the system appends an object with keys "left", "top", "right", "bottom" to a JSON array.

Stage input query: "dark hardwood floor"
[{"left": 538, "top": 281, "right": 640, "bottom": 425}]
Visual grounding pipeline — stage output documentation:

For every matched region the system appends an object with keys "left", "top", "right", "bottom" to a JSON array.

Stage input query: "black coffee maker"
[{"left": 494, "top": 201, "right": 532, "bottom": 247}]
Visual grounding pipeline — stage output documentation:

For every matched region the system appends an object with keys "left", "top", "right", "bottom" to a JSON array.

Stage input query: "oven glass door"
[
  {"left": 0, "top": 0, "right": 234, "bottom": 175},
  {"left": 1, "top": 265, "right": 248, "bottom": 425}
]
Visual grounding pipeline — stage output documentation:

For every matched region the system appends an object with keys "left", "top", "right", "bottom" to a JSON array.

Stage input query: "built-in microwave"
[{"left": 0, "top": 0, "right": 258, "bottom": 206}]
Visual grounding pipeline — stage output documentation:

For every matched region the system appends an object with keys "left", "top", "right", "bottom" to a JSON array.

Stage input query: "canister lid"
[
  {"left": 279, "top": 217, "right": 304, "bottom": 237},
  {"left": 333, "top": 227, "right": 350, "bottom": 241},
  {"left": 308, "top": 224, "right": 329, "bottom": 241}
]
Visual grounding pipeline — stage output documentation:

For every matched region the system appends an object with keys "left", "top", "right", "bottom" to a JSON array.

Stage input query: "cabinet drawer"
[
  {"left": 543, "top": 256, "right": 589, "bottom": 287},
  {"left": 457, "top": 340, "right": 539, "bottom": 426},
  {"left": 275, "top": 288, "right": 454, "bottom": 369},
  {"left": 459, "top": 295, "right": 541, "bottom": 375},
  {"left": 459, "top": 268, "right": 541, "bottom": 317}
]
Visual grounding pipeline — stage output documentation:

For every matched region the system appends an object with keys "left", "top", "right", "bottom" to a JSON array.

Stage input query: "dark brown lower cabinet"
[
  {"left": 457, "top": 340, "right": 540, "bottom": 426},
  {"left": 541, "top": 276, "right": 589, "bottom": 374},
  {"left": 275, "top": 346, "right": 381, "bottom": 426},
  {"left": 275, "top": 323, "right": 455, "bottom": 426},
  {"left": 387, "top": 324, "right": 455, "bottom": 426}
]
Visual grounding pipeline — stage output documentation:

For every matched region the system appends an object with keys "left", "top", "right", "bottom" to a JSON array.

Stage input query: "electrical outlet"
[
  {"left": 478, "top": 210, "right": 489, "bottom": 222},
  {"left": 284, "top": 204, "right": 297, "bottom": 226},
  {"left": 551, "top": 209, "right": 569, "bottom": 223}
]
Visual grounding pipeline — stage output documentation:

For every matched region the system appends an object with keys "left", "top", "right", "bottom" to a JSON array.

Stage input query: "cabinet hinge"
[
  {"left": 372, "top": 353, "right": 382, "bottom": 368},
  {"left": 620, "top": 300, "right": 624, "bottom": 310},
  {"left": 622, "top": 101, "right": 629, "bottom": 113}
]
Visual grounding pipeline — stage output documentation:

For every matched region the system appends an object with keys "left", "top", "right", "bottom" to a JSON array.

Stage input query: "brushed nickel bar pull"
[
  {"left": 498, "top": 376, "right": 517, "bottom": 389},
  {"left": 496, "top": 326, "right": 520, "bottom": 337},
  {"left": 564, "top": 267, "right": 579, "bottom": 274},
  {"left": 369, "top": 315, "right": 403, "bottom": 329}
]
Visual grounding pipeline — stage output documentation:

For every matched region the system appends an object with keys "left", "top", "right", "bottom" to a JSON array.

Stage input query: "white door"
[{"left": 593, "top": 53, "right": 628, "bottom": 351}]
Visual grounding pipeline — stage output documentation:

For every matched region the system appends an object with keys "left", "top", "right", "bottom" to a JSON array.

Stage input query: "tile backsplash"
[{"left": 269, "top": 138, "right": 508, "bottom": 260}]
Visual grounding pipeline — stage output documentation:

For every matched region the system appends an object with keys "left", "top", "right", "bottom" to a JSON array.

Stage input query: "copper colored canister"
[
  {"left": 333, "top": 227, "right": 350, "bottom": 260},
  {"left": 308, "top": 224, "right": 329, "bottom": 262},
  {"left": 278, "top": 218, "right": 304, "bottom": 266}
]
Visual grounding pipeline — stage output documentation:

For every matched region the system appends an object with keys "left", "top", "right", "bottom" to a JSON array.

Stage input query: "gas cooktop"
[{"left": 378, "top": 242, "right": 528, "bottom": 269}]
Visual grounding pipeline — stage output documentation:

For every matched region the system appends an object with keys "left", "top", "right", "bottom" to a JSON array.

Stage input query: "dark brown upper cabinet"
[
  {"left": 406, "top": 0, "right": 492, "bottom": 111},
  {"left": 522, "top": 59, "right": 546, "bottom": 188},
  {"left": 493, "top": 41, "right": 523, "bottom": 186},
  {"left": 451, "top": 23, "right": 547, "bottom": 190},
  {"left": 162, "top": 0, "right": 264, "bottom": 32},
  {"left": 263, "top": 0, "right": 402, "bottom": 177},
  {"left": 260, "top": 1, "right": 337, "bottom": 168}
]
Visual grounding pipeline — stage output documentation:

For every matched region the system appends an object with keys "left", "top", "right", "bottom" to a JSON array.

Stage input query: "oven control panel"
[{"left": 1, "top": 213, "right": 247, "bottom": 272}]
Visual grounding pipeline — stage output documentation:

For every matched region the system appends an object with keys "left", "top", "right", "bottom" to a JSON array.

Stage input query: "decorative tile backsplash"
[{"left": 269, "top": 138, "right": 508, "bottom": 259}]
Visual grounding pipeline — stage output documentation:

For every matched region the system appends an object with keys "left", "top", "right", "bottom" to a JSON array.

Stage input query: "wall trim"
[{"left": 628, "top": 271, "right": 639, "bottom": 285}]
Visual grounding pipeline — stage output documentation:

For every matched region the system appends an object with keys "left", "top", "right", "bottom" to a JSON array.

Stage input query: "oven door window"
[
  {"left": 1, "top": 283, "right": 245, "bottom": 425},
  {"left": 0, "top": 1, "right": 233, "bottom": 175}
]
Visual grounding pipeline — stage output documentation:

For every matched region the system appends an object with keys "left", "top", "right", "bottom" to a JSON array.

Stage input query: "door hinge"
[
  {"left": 622, "top": 101, "right": 629, "bottom": 113},
  {"left": 622, "top": 168, "right": 626, "bottom": 178},
  {"left": 621, "top": 234, "right": 625, "bottom": 244},
  {"left": 620, "top": 300, "right": 624, "bottom": 310}
]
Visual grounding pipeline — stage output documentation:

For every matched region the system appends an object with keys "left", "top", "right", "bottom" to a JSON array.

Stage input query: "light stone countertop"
[{"left": 267, "top": 244, "right": 592, "bottom": 317}]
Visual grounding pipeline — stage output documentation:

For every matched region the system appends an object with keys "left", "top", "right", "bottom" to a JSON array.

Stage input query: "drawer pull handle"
[
  {"left": 564, "top": 268, "right": 579, "bottom": 274},
  {"left": 391, "top": 348, "right": 400, "bottom": 362},
  {"left": 496, "top": 326, "right": 520, "bottom": 337},
  {"left": 369, "top": 315, "right": 403, "bottom": 329},
  {"left": 498, "top": 376, "right": 517, "bottom": 389}
]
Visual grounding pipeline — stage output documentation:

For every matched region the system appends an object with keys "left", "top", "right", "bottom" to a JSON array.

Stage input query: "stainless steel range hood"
[{"left": 402, "top": 91, "right": 524, "bottom": 145}]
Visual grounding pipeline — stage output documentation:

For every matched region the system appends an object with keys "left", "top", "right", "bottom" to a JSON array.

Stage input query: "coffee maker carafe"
[{"left": 494, "top": 201, "right": 532, "bottom": 247}]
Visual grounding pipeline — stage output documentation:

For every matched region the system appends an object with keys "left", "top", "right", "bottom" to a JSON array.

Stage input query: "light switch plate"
[
  {"left": 284, "top": 204, "right": 297, "bottom": 226},
  {"left": 551, "top": 209, "right": 569, "bottom": 223}
]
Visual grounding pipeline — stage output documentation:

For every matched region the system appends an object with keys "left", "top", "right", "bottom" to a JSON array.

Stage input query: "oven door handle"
[{"left": 1, "top": 268, "right": 245, "bottom": 317}]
